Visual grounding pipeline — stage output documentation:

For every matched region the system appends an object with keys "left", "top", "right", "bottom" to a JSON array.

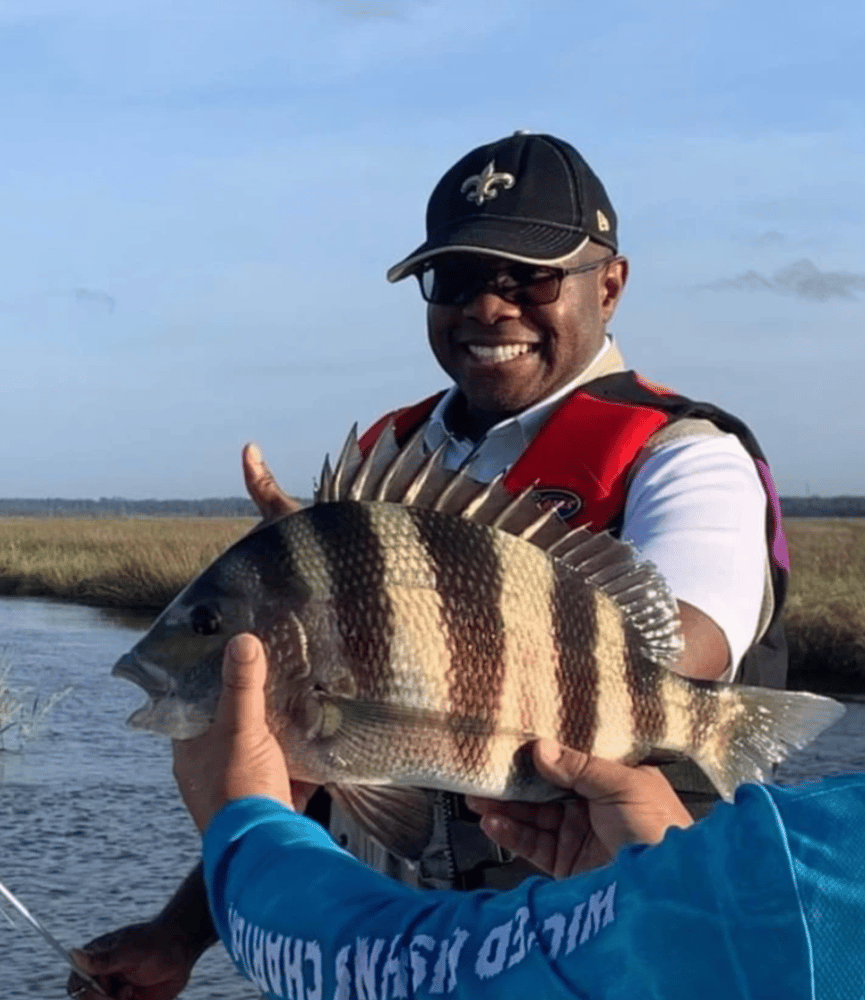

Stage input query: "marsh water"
[
  {"left": 0, "top": 597, "right": 260, "bottom": 999},
  {"left": 1, "top": 596, "right": 864, "bottom": 999}
]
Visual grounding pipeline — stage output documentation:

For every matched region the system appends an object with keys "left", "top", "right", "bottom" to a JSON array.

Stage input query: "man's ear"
[{"left": 600, "top": 256, "right": 628, "bottom": 322}]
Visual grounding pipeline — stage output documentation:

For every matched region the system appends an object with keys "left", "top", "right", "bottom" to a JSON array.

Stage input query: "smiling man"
[
  {"left": 323, "top": 130, "right": 790, "bottom": 888},
  {"left": 69, "top": 132, "right": 790, "bottom": 1000}
]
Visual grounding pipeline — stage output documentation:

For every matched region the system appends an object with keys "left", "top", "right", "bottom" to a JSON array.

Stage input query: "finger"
[
  {"left": 242, "top": 443, "right": 301, "bottom": 521},
  {"left": 215, "top": 633, "right": 269, "bottom": 734},
  {"left": 534, "top": 739, "right": 636, "bottom": 801},
  {"left": 66, "top": 969, "right": 114, "bottom": 1000},
  {"left": 479, "top": 815, "right": 557, "bottom": 874},
  {"left": 465, "top": 795, "right": 566, "bottom": 832},
  {"left": 71, "top": 946, "right": 130, "bottom": 977}
]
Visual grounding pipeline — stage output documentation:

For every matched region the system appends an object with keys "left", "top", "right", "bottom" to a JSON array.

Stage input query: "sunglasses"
[{"left": 415, "top": 256, "right": 615, "bottom": 307}]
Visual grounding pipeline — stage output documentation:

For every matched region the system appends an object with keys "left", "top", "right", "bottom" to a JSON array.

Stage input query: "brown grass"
[
  {"left": 0, "top": 516, "right": 255, "bottom": 611},
  {"left": 0, "top": 514, "right": 862, "bottom": 687},
  {"left": 783, "top": 518, "right": 865, "bottom": 691}
]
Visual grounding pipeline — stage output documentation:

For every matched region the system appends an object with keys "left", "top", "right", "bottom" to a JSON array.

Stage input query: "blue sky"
[{"left": 1, "top": 0, "right": 863, "bottom": 498}]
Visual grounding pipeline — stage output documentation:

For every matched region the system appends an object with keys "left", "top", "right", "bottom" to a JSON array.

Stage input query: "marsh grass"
[
  {"left": 784, "top": 518, "right": 865, "bottom": 691},
  {"left": 0, "top": 515, "right": 862, "bottom": 689},
  {"left": 0, "top": 660, "right": 70, "bottom": 753},
  {"left": 0, "top": 516, "right": 255, "bottom": 611}
]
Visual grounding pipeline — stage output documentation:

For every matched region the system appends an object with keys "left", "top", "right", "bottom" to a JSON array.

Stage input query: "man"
[
  {"left": 68, "top": 132, "right": 789, "bottom": 998},
  {"left": 159, "top": 637, "right": 865, "bottom": 998}
]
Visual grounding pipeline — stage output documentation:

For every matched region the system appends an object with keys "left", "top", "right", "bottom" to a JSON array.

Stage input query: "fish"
[{"left": 113, "top": 422, "right": 844, "bottom": 858}]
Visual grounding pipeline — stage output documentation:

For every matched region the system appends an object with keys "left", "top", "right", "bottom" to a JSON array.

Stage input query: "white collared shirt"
[{"left": 416, "top": 338, "right": 768, "bottom": 680}]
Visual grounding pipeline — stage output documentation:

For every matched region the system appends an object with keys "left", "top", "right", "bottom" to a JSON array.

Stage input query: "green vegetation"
[{"left": 0, "top": 515, "right": 862, "bottom": 691}]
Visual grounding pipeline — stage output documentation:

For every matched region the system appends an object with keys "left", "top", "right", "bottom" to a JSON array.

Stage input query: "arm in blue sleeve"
[{"left": 203, "top": 788, "right": 816, "bottom": 1000}]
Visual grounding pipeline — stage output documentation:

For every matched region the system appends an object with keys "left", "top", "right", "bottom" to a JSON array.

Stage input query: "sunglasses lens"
[
  {"left": 513, "top": 271, "right": 561, "bottom": 305},
  {"left": 417, "top": 262, "right": 563, "bottom": 306},
  {"left": 419, "top": 263, "right": 483, "bottom": 305}
]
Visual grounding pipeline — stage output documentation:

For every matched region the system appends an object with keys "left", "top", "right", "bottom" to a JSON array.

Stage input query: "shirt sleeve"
[
  {"left": 621, "top": 433, "right": 769, "bottom": 678},
  {"left": 202, "top": 789, "right": 813, "bottom": 1000}
]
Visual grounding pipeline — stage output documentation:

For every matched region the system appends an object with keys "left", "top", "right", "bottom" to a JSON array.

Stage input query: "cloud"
[
  {"left": 70, "top": 286, "right": 116, "bottom": 312},
  {"left": 702, "top": 259, "right": 865, "bottom": 302},
  {"left": 751, "top": 230, "right": 786, "bottom": 248}
]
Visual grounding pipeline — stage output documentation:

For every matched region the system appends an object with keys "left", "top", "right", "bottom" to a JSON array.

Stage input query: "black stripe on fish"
[
  {"left": 304, "top": 502, "right": 396, "bottom": 700},
  {"left": 406, "top": 508, "right": 508, "bottom": 779},
  {"left": 551, "top": 565, "right": 600, "bottom": 751},
  {"left": 623, "top": 622, "right": 667, "bottom": 748},
  {"left": 688, "top": 678, "right": 721, "bottom": 751}
]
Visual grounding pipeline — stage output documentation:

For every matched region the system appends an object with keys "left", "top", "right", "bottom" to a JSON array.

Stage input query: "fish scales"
[
  {"left": 551, "top": 557, "right": 601, "bottom": 756},
  {"left": 404, "top": 505, "right": 508, "bottom": 784},
  {"left": 113, "top": 420, "right": 846, "bottom": 860},
  {"left": 565, "top": 585, "right": 638, "bottom": 761},
  {"left": 686, "top": 676, "right": 721, "bottom": 752},
  {"left": 305, "top": 503, "right": 397, "bottom": 702},
  {"left": 622, "top": 613, "right": 667, "bottom": 752}
]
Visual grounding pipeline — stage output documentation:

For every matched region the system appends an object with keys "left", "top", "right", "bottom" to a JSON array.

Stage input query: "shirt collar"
[{"left": 424, "top": 335, "right": 627, "bottom": 459}]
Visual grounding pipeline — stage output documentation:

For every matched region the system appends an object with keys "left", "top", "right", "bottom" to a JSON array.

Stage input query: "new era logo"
[{"left": 596, "top": 210, "right": 611, "bottom": 232}]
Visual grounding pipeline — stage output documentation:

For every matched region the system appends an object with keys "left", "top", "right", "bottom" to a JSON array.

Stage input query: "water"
[
  {"left": 1, "top": 597, "right": 863, "bottom": 999},
  {"left": 0, "top": 597, "right": 259, "bottom": 999}
]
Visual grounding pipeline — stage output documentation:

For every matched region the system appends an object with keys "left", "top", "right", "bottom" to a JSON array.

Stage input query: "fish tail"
[{"left": 657, "top": 676, "right": 845, "bottom": 801}]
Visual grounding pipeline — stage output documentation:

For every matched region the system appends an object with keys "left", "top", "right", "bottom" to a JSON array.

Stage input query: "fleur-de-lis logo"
[{"left": 460, "top": 160, "right": 515, "bottom": 205}]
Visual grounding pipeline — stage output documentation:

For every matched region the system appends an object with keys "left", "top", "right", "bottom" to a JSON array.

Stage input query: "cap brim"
[{"left": 387, "top": 218, "right": 590, "bottom": 282}]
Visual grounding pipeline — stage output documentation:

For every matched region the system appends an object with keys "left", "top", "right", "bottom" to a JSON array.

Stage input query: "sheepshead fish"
[{"left": 113, "top": 423, "right": 843, "bottom": 858}]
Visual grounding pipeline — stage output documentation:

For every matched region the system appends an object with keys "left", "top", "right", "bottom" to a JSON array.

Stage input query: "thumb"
[
  {"left": 242, "top": 442, "right": 301, "bottom": 521},
  {"left": 216, "top": 633, "right": 269, "bottom": 733},
  {"left": 533, "top": 739, "right": 634, "bottom": 801}
]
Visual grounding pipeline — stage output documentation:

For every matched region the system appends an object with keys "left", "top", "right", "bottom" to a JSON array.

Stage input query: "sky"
[{"left": 1, "top": 0, "right": 863, "bottom": 499}]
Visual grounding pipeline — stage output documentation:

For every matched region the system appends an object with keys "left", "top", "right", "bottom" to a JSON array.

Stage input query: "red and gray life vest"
[{"left": 360, "top": 370, "right": 789, "bottom": 690}]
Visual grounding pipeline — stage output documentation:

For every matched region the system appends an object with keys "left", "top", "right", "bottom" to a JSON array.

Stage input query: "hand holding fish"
[
  {"left": 172, "top": 633, "right": 310, "bottom": 833},
  {"left": 467, "top": 741, "right": 693, "bottom": 878}
]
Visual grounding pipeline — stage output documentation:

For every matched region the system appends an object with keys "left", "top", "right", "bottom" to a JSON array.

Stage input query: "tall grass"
[
  {"left": 0, "top": 660, "right": 70, "bottom": 753},
  {"left": 784, "top": 518, "right": 865, "bottom": 691},
  {"left": 0, "top": 516, "right": 255, "bottom": 611},
  {"left": 0, "top": 515, "right": 862, "bottom": 689}
]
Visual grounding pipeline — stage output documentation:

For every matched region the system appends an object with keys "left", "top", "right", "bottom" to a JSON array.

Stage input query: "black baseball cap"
[{"left": 387, "top": 131, "right": 618, "bottom": 282}]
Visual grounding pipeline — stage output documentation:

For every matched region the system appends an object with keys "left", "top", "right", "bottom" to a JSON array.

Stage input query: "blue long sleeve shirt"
[{"left": 202, "top": 775, "right": 865, "bottom": 1000}]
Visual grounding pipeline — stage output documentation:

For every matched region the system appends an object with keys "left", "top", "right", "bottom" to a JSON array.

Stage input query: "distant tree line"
[
  {"left": 0, "top": 496, "right": 863, "bottom": 518},
  {"left": 0, "top": 497, "right": 259, "bottom": 517},
  {"left": 780, "top": 497, "right": 865, "bottom": 518}
]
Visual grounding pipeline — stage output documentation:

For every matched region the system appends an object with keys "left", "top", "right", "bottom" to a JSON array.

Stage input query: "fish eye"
[{"left": 190, "top": 604, "right": 222, "bottom": 636}]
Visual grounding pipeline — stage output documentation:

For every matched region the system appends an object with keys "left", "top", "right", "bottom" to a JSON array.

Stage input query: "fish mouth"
[{"left": 112, "top": 651, "right": 174, "bottom": 699}]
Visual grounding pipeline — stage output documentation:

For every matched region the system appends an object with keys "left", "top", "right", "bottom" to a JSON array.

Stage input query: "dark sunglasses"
[{"left": 415, "top": 255, "right": 615, "bottom": 307}]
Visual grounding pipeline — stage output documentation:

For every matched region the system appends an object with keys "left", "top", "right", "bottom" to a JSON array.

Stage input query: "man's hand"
[
  {"left": 242, "top": 442, "right": 302, "bottom": 521},
  {"left": 467, "top": 739, "right": 693, "bottom": 879},
  {"left": 172, "top": 633, "right": 297, "bottom": 832},
  {"left": 67, "top": 922, "right": 200, "bottom": 1000}
]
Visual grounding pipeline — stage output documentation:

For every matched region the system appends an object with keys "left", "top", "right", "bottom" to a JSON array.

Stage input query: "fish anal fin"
[{"left": 328, "top": 784, "right": 435, "bottom": 860}]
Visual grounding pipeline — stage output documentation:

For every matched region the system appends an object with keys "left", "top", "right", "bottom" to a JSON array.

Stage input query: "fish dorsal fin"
[{"left": 316, "top": 420, "right": 682, "bottom": 667}]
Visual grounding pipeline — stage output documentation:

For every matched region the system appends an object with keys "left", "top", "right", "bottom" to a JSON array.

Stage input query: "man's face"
[{"left": 425, "top": 245, "right": 628, "bottom": 437}]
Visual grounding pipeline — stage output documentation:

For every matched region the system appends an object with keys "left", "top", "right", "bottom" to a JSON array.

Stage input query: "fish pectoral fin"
[{"left": 328, "top": 784, "right": 435, "bottom": 860}]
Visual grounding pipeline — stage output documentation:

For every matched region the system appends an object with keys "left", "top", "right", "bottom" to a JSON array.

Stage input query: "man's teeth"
[{"left": 466, "top": 343, "right": 533, "bottom": 363}]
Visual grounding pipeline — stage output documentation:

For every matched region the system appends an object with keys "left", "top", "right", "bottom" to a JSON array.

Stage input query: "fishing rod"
[{"left": 0, "top": 876, "right": 108, "bottom": 996}]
